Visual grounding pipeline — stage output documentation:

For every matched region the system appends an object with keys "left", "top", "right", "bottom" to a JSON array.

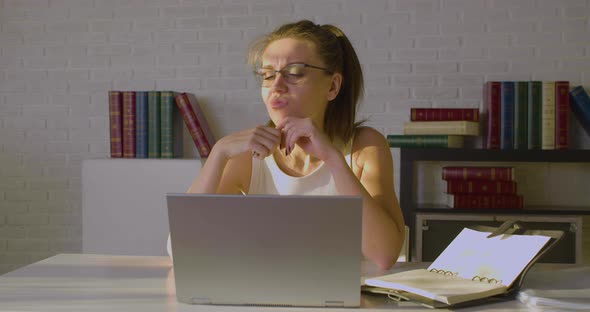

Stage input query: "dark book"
[
  {"left": 135, "top": 91, "right": 148, "bottom": 158},
  {"left": 569, "top": 85, "right": 590, "bottom": 137},
  {"left": 555, "top": 81, "right": 569, "bottom": 150},
  {"left": 387, "top": 135, "right": 464, "bottom": 148},
  {"left": 108, "top": 91, "right": 123, "bottom": 158},
  {"left": 122, "top": 91, "right": 136, "bottom": 158},
  {"left": 445, "top": 194, "right": 523, "bottom": 209},
  {"left": 442, "top": 166, "right": 514, "bottom": 181},
  {"left": 527, "top": 81, "right": 542, "bottom": 149},
  {"left": 483, "top": 81, "right": 501, "bottom": 149},
  {"left": 160, "top": 91, "right": 182, "bottom": 158},
  {"left": 147, "top": 91, "right": 160, "bottom": 158},
  {"left": 513, "top": 81, "right": 528, "bottom": 150},
  {"left": 410, "top": 108, "right": 479, "bottom": 122},
  {"left": 174, "top": 92, "right": 211, "bottom": 158},
  {"left": 500, "top": 81, "right": 515, "bottom": 150},
  {"left": 443, "top": 180, "right": 517, "bottom": 195}
]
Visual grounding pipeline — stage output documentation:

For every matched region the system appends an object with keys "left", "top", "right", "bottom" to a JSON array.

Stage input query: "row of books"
[
  {"left": 388, "top": 108, "right": 480, "bottom": 148},
  {"left": 109, "top": 91, "right": 215, "bottom": 159},
  {"left": 484, "top": 80, "right": 572, "bottom": 150},
  {"left": 442, "top": 166, "right": 524, "bottom": 209}
]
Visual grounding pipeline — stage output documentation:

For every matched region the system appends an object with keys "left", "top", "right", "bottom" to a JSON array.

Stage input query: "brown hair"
[{"left": 248, "top": 20, "right": 364, "bottom": 144}]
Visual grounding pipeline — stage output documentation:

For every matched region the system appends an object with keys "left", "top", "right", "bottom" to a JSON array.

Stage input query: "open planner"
[{"left": 364, "top": 220, "right": 564, "bottom": 309}]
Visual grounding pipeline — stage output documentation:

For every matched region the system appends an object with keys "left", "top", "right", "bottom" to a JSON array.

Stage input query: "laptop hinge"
[
  {"left": 191, "top": 297, "right": 212, "bottom": 304},
  {"left": 324, "top": 301, "right": 344, "bottom": 307}
]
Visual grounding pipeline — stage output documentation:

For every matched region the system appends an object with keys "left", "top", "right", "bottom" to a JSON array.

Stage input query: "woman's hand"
[
  {"left": 214, "top": 125, "right": 281, "bottom": 160},
  {"left": 275, "top": 117, "right": 339, "bottom": 162}
]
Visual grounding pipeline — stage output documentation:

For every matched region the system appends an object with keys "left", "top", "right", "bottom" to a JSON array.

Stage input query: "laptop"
[{"left": 166, "top": 193, "right": 362, "bottom": 307}]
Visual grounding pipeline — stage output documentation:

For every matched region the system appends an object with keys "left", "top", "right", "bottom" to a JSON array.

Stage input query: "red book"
[
  {"left": 484, "top": 81, "right": 501, "bottom": 149},
  {"left": 442, "top": 166, "right": 514, "bottom": 181},
  {"left": 109, "top": 91, "right": 123, "bottom": 158},
  {"left": 410, "top": 108, "right": 479, "bottom": 122},
  {"left": 446, "top": 194, "right": 523, "bottom": 209},
  {"left": 555, "top": 81, "right": 569, "bottom": 150},
  {"left": 122, "top": 91, "right": 136, "bottom": 158},
  {"left": 443, "top": 180, "right": 517, "bottom": 195},
  {"left": 174, "top": 92, "right": 211, "bottom": 158}
]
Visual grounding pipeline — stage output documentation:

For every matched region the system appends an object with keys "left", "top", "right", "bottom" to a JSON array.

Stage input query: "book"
[
  {"left": 443, "top": 180, "right": 517, "bottom": 195},
  {"left": 135, "top": 91, "right": 148, "bottom": 158},
  {"left": 364, "top": 224, "right": 554, "bottom": 308},
  {"left": 442, "top": 166, "right": 514, "bottom": 181},
  {"left": 160, "top": 91, "right": 182, "bottom": 158},
  {"left": 554, "top": 81, "right": 569, "bottom": 150},
  {"left": 527, "top": 81, "right": 542, "bottom": 149},
  {"left": 108, "top": 91, "right": 123, "bottom": 158},
  {"left": 514, "top": 81, "right": 528, "bottom": 150},
  {"left": 569, "top": 85, "right": 590, "bottom": 137},
  {"left": 541, "top": 81, "right": 556, "bottom": 150},
  {"left": 387, "top": 135, "right": 464, "bottom": 148},
  {"left": 122, "top": 91, "right": 136, "bottom": 158},
  {"left": 147, "top": 91, "right": 161, "bottom": 158},
  {"left": 174, "top": 92, "right": 212, "bottom": 158},
  {"left": 500, "top": 81, "right": 515, "bottom": 150},
  {"left": 402, "top": 121, "right": 479, "bottom": 136},
  {"left": 445, "top": 194, "right": 523, "bottom": 209},
  {"left": 410, "top": 108, "right": 479, "bottom": 122},
  {"left": 483, "top": 81, "right": 501, "bottom": 149},
  {"left": 185, "top": 93, "right": 216, "bottom": 152}
]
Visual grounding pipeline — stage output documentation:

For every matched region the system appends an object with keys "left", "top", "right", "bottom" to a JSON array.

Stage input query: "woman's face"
[{"left": 259, "top": 38, "right": 340, "bottom": 127}]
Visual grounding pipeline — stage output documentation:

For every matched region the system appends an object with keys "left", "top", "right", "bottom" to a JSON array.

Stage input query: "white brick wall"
[{"left": 1, "top": 0, "right": 590, "bottom": 273}]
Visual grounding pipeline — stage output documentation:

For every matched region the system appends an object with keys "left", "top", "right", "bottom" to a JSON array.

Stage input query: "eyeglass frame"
[{"left": 253, "top": 63, "right": 334, "bottom": 86}]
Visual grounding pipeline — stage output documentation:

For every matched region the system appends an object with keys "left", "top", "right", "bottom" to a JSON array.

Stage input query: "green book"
[
  {"left": 513, "top": 81, "right": 528, "bottom": 150},
  {"left": 147, "top": 91, "right": 161, "bottom": 158},
  {"left": 527, "top": 81, "right": 542, "bottom": 149},
  {"left": 387, "top": 135, "right": 464, "bottom": 148},
  {"left": 160, "top": 91, "right": 183, "bottom": 158}
]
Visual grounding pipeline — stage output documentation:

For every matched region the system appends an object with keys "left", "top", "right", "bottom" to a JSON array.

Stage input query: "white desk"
[{"left": 0, "top": 254, "right": 584, "bottom": 311}]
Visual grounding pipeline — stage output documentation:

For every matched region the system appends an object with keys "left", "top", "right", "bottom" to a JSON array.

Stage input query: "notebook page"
[{"left": 427, "top": 228, "right": 551, "bottom": 287}]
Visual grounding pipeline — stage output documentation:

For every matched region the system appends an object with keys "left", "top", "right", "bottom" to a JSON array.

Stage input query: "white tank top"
[{"left": 248, "top": 153, "right": 352, "bottom": 195}]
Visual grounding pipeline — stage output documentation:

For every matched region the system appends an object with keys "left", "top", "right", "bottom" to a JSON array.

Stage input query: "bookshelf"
[{"left": 399, "top": 148, "right": 590, "bottom": 261}]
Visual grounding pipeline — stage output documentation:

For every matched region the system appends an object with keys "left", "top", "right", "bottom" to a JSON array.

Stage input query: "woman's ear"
[{"left": 327, "top": 73, "right": 342, "bottom": 101}]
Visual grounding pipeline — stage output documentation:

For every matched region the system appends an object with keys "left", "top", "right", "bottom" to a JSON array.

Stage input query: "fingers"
[{"left": 250, "top": 126, "right": 281, "bottom": 158}]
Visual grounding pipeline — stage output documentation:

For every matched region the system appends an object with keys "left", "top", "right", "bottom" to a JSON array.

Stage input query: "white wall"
[{"left": 1, "top": 0, "right": 590, "bottom": 273}]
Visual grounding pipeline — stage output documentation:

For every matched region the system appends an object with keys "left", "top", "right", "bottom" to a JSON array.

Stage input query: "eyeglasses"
[{"left": 254, "top": 63, "right": 333, "bottom": 87}]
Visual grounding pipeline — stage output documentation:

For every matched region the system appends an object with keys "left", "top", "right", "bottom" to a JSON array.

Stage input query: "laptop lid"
[{"left": 166, "top": 193, "right": 362, "bottom": 307}]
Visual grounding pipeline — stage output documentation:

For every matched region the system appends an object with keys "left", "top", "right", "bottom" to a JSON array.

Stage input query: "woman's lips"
[{"left": 270, "top": 99, "right": 287, "bottom": 109}]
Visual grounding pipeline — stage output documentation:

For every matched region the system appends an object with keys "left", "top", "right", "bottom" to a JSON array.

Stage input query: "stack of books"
[
  {"left": 442, "top": 166, "right": 524, "bottom": 209},
  {"left": 483, "top": 81, "right": 572, "bottom": 150},
  {"left": 109, "top": 91, "right": 215, "bottom": 159},
  {"left": 387, "top": 108, "right": 480, "bottom": 148}
]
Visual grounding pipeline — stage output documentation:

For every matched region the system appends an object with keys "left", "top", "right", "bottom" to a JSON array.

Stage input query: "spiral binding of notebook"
[{"left": 428, "top": 268, "right": 502, "bottom": 284}]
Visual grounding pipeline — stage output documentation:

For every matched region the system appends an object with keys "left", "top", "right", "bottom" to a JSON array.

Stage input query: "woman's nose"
[{"left": 269, "top": 72, "right": 288, "bottom": 91}]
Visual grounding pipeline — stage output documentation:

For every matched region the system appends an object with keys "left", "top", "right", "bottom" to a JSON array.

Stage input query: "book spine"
[
  {"left": 410, "top": 108, "right": 479, "bottom": 122},
  {"left": 447, "top": 194, "right": 523, "bottom": 209},
  {"left": 188, "top": 94, "right": 216, "bottom": 149},
  {"left": 135, "top": 91, "right": 148, "bottom": 158},
  {"left": 387, "top": 135, "right": 463, "bottom": 148},
  {"left": 402, "top": 121, "right": 479, "bottom": 136},
  {"left": 444, "top": 180, "right": 517, "bottom": 195},
  {"left": 174, "top": 92, "right": 211, "bottom": 158},
  {"left": 569, "top": 86, "right": 590, "bottom": 137},
  {"left": 500, "top": 81, "right": 514, "bottom": 150},
  {"left": 484, "top": 81, "right": 501, "bottom": 149},
  {"left": 108, "top": 91, "right": 123, "bottom": 158},
  {"left": 541, "top": 81, "right": 555, "bottom": 149},
  {"left": 554, "top": 81, "right": 569, "bottom": 150},
  {"left": 122, "top": 91, "right": 136, "bottom": 158},
  {"left": 160, "top": 91, "right": 175, "bottom": 158},
  {"left": 513, "top": 81, "right": 528, "bottom": 150},
  {"left": 147, "top": 91, "right": 161, "bottom": 158},
  {"left": 441, "top": 167, "right": 514, "bottom": 181},
  {"left": 527, "top": 81, "right": 542, "bottom": 149}
]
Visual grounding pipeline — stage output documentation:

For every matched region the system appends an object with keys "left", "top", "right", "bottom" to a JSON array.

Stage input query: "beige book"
[
  {"left": 364, "top": 227, "right": 552, "bottom": 308},
  {"left": 541, "top": 81, "right": 555, "bottom": 150},
  {"left": 403, "top": 121, "right": 480, "bottom": 136}
]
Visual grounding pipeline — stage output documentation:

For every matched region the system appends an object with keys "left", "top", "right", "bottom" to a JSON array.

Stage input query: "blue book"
[
  {"left": 500, "top": 81, "right": 515, "bottom": 150},
  {"left": 569, "top": 86, "right": 590, "bottom": 137},
  {"left": 135, "top": 91, "right": 149, "bottom": 158}
]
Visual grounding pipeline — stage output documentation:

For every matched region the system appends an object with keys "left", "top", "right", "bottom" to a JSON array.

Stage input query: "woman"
[{"left": 186, "top": 20, "right": 404, "bottom": 270}]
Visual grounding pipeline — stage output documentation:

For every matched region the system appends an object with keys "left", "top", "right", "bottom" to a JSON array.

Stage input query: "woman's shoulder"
[{"left": 352, "top": 126, "right": 388, "bottom": 149}]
